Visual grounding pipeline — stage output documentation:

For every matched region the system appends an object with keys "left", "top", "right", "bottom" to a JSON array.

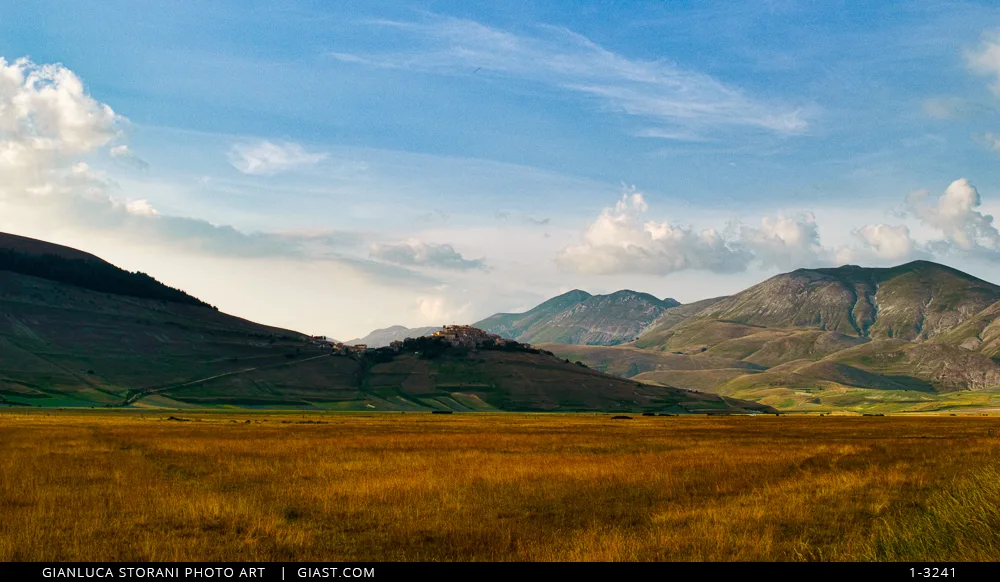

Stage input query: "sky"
[{"left": 3, "top": 2, "right": 1000, "bottom": 340}]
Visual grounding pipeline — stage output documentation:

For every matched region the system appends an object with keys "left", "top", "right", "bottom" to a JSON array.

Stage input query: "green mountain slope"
[
  {"left": 632, "top": 296, "right": 728, "bottom": 348},
  {"left": 472, "top": 289, "right": 592, "bottom": 339}
]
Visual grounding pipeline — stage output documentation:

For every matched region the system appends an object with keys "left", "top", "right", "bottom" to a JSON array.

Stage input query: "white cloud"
[
  {"left": 556, "top": 188, "right": 754, "bottom": 275},
  {"left": 228, "top": 140, "right": 327, "bottom": 175},
  {"left": 332, "top": 16, "right": 808, "bottom": 136},
  {"left": 836, "top": 223, "right": 923, "bottom": 264},
  {"left": 370, "top": 239, "right": 486, "bottom": 270},
  {"left": 738, "top": 213, "right": 830, "bottom": 270},
  {"left": 124, "top": 199, "right": 158, "bottom": 216},
  {"left": 0, "top": 57, "right": 119, "bottom": 158},
  {"left": 906, "top": 178, "right": 1000, "bottom": 257},
  {"left": 854, "top": 224, "right": 918, "bottom": 260}
]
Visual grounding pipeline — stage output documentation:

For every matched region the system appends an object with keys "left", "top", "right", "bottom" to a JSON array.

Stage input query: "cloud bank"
[{"left": 559, "top": 180, "right": 1000, "bottom": 276}]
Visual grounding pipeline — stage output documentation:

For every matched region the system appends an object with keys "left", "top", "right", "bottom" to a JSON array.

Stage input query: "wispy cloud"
[
  {"left": 370, "top": 239, "right": 486, "bottom": 270},
  {"left": 330, "top": 16, "right": 809, "bottom": 137},
  {"left": 109, "top": 145, "right": 150, "bottom": 171},
  {"left": 968, "top": 31, "right": 1000, "bottom": 95},
  {"left": 495, "top": 211, "right": 550, "bottom": 226},
  {"left": 228, "top": 140, "right": 327, "bottom": 175}
]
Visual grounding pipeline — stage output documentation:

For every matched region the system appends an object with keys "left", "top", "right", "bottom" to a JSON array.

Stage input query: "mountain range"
[
  {"left": 543, "top": 261, "right": 1000, "bottom": 413},
  {"left": 7, "top": 230, "right": 1000, "bottom": 413},
  {"left": 0, "top": 232, "right": 766, "bottom": 414}
]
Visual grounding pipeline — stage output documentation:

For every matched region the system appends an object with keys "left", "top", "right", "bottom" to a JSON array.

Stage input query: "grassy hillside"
[
  {"left": 156, "top": 340, "right": 773, "bottom": 414},
  {"left": 0, "top": 269, "right": 315, "bottom": 407}
]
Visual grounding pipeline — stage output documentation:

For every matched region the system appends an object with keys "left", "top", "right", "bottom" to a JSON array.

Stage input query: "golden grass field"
[{"left": 2, "top": 410, "right": 999, "bottom": 561}]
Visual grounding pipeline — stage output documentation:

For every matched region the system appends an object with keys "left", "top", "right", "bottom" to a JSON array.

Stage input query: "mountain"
[
  {"left": 699, "top": 261, "right": 1000, "bottom": 341},
  {"left": 346, "top": 325, "right": 442, "bottom": 348},
  {"left": 545, "top": 261, "right": 1000, "bottom": 413},
  {"left": 0, "top": 232, "right": 768, "bottom": 414},
  {"left": 474, "top": 290, "right": 680, "bottom": 346},
  {"left": 472, "top": 289, "right": 593, "bottom": 339}
]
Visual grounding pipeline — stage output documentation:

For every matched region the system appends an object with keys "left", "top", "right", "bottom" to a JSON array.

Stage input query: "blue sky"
[{"left": 2, "top": 2, "right": 1000, "bottom": 338}]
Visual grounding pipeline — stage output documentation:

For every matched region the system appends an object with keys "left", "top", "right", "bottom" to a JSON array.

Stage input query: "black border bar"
[{"left": 0, "top": 562, "right": 992, "bottom": 581}]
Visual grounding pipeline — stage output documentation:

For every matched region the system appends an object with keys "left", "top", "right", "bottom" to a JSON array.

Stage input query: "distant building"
[{"left": 430, "top": 325, "right": 508, "bottom": 349}]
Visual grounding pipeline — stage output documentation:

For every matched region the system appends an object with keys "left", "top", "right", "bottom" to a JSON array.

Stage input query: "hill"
[
  {"left": 345, "top": 325, "right": 442, "bottom": 348},
  {"left": 151, "top": 336, "right": 772, "bottom": 414},
  {"left": 474, "top": 290, "right": 680, "bottom": 346},
  {"left": 0, "top": 233, "right": 211, "bottom": 308}
]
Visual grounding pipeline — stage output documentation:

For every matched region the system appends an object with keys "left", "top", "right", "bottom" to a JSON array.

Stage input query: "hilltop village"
[{"left": 311, "top": 325, "right": 529, "bottom": 359}]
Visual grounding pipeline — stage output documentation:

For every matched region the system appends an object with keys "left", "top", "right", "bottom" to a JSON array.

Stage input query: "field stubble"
[{"left": 1, "top": 411, "right": 999, "bottom": 561}]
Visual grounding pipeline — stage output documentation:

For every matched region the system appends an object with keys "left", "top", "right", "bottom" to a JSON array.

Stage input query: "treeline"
[{"left": 0, "top": 249, "right": 213, "bottom": 308}]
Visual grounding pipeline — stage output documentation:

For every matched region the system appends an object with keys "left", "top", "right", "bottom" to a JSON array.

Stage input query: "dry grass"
[{"left": 2, "top": 411, "right": 999, "bottom": 561}]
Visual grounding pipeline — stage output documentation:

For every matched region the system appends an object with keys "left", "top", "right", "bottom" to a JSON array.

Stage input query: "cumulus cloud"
[
  {"left": 906, "top": 178, "right": 1000, "bottom": 258},
  {"left": 854, "top": 224, "right": 919, "bottom": 260},
  {"left": 738, "top": 213, "right": 830, "bottom": 270},
  {"left": 369, "top": 239, "right": 486, "bottom": 270},
  {"left": 0, "top": 57, "right": 119, "bottom": 159},
  {"left": 556, "top": 188, "right": 753, "bottom": 275},
  {"left": 835, "top": 223, "right": 925, "bottom": 265},
  {"left": 228, "top": 140, "right": 327, "bottom": 175}
]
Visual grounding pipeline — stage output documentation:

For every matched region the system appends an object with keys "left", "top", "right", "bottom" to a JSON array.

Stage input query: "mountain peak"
[
  {"left": 703, "top": 260, "right": 1000, "bottom": 341},
  {"left": 474, "top": 288, "right": 677, "bottom": 345}
]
